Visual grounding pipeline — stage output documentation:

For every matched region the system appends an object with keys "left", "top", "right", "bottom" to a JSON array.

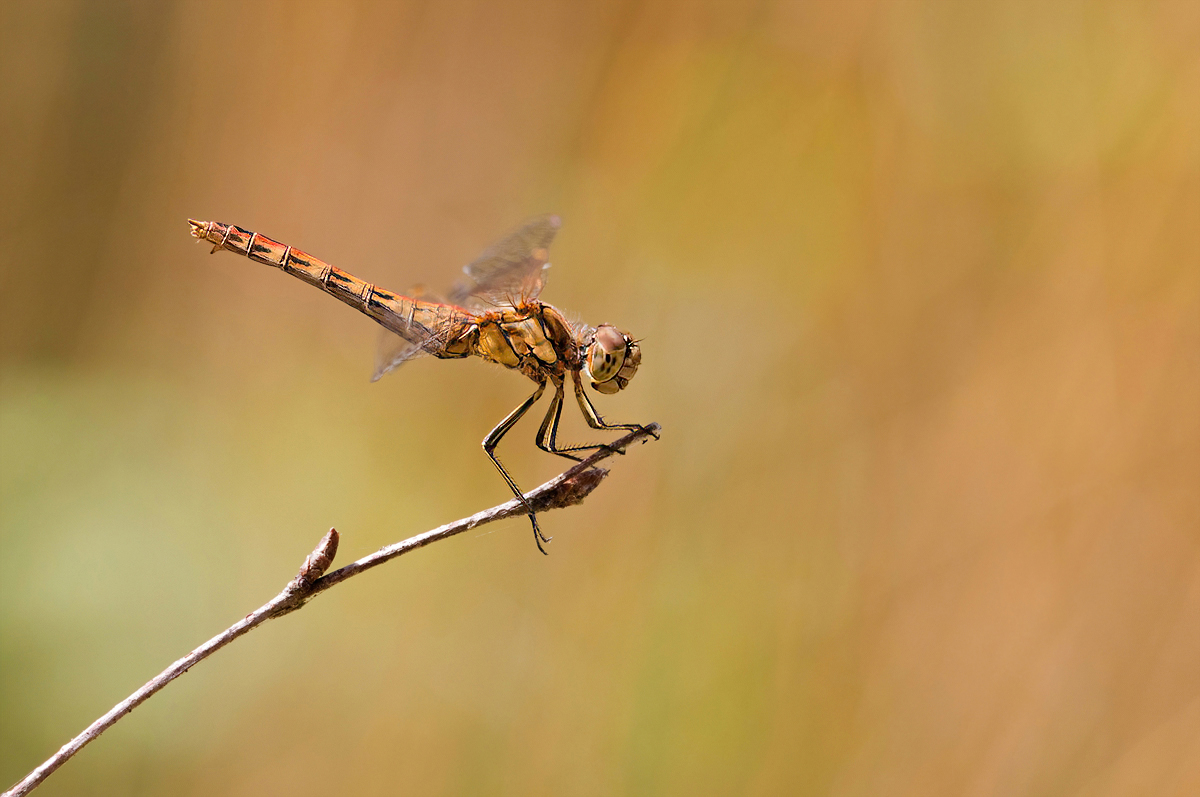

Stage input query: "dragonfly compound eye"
[{"left": 587, "top": 324, "right": 640, "bottom": 394}]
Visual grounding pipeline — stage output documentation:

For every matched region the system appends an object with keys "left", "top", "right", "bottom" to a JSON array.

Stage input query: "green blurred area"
[{"left": 2, "top": 1, "right": 1198, "bottom": 795}]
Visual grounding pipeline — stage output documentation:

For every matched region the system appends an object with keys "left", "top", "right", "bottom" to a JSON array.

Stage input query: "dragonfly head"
[{"left": 585, "top": 324, "right": 641, "bottom": 394}]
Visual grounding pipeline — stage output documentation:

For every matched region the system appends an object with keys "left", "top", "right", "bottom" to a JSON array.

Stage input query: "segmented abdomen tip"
[{"left": 187, "top": 219, "right": 208, "bottom": 239}]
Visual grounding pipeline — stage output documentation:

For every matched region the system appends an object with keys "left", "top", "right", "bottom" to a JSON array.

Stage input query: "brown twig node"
[
  {"left": 3, "top": 422, "right": 660, "bottom": 797},
  {"left": 531, "top": 467, "right": 608, "bottom": 511}
]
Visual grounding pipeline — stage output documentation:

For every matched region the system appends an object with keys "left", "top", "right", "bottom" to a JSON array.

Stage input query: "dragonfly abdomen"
[
  {"left": 190, "top": 220, "right": 372, "bottom": 304},
  {"left": 368, "top": 288, "right": 475, "bottom": 358},
  {"left": 189, "top": 220, "right": 475, "bottom": 359}
]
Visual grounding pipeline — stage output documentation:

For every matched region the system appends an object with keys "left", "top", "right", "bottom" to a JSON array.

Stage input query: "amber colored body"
[
  {"left": 190, "top": 220, "right": 583, "bottom": 386},
  {"left": 188, "top": 218, "right": 650, "bottom": 554}
]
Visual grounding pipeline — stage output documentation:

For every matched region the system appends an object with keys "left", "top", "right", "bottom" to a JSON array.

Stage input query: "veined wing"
[
  {"left": 447, "top": 214, "right": 561, "bottom": 309},
  {"left": 373, "top": 215, "right": 562, "bottom": 381},
  {"left": 373, "top": 328, "right": 429, "bottom": 382},
  {"left": 371, "top": 284, "right": 448, "bottom": 382}
]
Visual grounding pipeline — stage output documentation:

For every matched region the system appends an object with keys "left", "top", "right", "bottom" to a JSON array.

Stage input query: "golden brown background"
[{"left": 2, "top": 1, "right": 1197, "bottom": 795}]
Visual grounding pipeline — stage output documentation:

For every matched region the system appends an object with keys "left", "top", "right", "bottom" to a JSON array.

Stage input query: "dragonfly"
[{"left": 188, "top": 215, "right": 652, "bottom": 553}]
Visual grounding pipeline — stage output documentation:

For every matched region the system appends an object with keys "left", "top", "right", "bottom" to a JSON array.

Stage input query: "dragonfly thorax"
[
  {"left": 471, "top": 303, "right": 579, "bottom": 383},
  {"left": 584, "top": 324, "right": 641, "bottom": 394}
]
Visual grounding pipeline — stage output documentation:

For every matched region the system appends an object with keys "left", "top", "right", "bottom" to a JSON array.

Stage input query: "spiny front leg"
[
  {"left": 571, "top": 371, "right": 659, "bottom": 452},
  {"left": 536, "top": 382, "right": 621, "bottom": 461},
  {"left": 483, "top": 381, "right": 552, "bottom": 554}
]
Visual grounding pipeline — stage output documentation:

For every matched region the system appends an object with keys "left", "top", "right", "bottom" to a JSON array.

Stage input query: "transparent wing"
[
  {"left": 447, "top": 214, "right": 561, "bottom": 308},
  {"left": 370, "top": 216, "right": 561, "bottom": 381},
  {"left": 370, "top": 283, "right": 442, "bottom": 382},
  {"left": 372, "top": 329, "right": 428, "bottom": 382}
]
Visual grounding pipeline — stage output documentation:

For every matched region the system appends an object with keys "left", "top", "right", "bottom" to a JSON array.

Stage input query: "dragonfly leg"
[
  {"left": 483, "top": 381, "right": 553, "bottom": 553},
  {"left": 536, "top": 381, "right": 618, "bottom": 461},
  {"left": 572, "top": 371, "right": 658, "bottom": 449},
  {"left": 536, "top": 382, "right": 580, "bottom": 462}
]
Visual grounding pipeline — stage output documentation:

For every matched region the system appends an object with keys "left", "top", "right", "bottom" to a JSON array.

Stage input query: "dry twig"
[{"left": 3, "top": 423, "right": 660, "bottom": 797}]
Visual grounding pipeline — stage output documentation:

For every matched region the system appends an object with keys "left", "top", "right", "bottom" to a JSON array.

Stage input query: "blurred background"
[{"left": 2, "top": 1, "right": 1197, "bottom": 794}]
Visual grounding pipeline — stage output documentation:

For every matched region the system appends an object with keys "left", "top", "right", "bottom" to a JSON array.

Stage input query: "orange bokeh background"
[{"left": 2, "top": 2, "right": 1197, "bottom": 794}]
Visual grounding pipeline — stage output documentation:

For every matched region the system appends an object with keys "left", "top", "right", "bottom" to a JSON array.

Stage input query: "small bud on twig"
[{"left": 297, "top": 529, "right": 340, "bottom": 586}]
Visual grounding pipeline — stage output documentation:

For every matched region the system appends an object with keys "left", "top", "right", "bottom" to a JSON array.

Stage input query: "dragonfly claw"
[
  {"left": 533, "top": 525, "right": 553, "bottom": 554},
  {"left": 531, "top": 514, "right": 553, "bottom": 555}
]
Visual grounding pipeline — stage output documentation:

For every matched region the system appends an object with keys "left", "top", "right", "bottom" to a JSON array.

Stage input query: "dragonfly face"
[{"left": 584, "top": 324, "right": 641, "bottom": 395}]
